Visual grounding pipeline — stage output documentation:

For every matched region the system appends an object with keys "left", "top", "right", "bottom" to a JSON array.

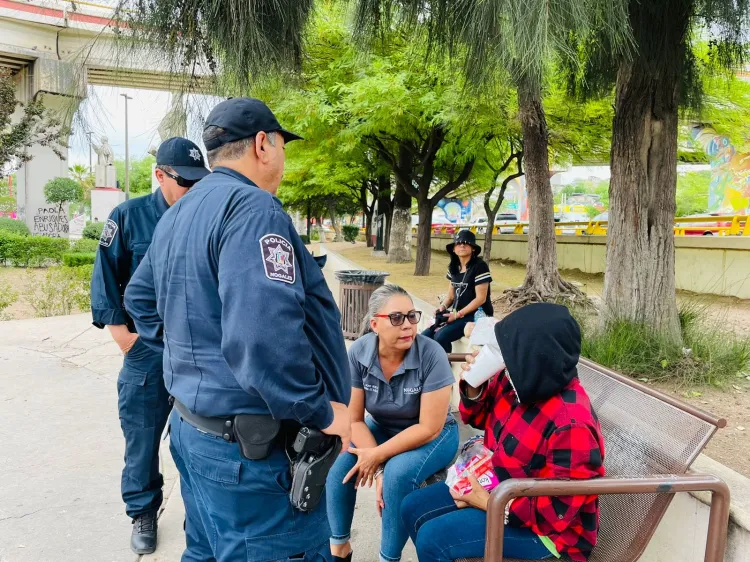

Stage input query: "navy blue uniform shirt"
[
  {"left": 91, "top": 189, "right": 170, "bottom": 331},
  {"left": 123, "top": 167, "right": 350, "bottom": 429}
]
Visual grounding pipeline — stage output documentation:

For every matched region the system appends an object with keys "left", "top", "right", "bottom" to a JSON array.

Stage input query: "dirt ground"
[
  {"left": 0, "top": 267, "right": 47, "bottom": 320},
  {"left": 2, "top": 247, "right": 748, "bottom": 476},
  {"left": 333, "top": 243, "right": 750, "bottom": 477}
]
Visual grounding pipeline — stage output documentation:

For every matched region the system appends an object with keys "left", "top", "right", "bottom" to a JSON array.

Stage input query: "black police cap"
[
  {"left": 203, "top": 97, "right": 303, "bottom": 151},
  {"left": 156, "top": 137, "right": 211, "bottom": 181}
]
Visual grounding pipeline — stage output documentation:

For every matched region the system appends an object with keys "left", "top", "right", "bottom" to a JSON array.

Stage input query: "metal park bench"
[{"left": 445, "top": 354, "right": 730, "bottom": 562}]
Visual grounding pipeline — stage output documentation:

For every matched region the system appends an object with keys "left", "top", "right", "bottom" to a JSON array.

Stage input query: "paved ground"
[{"left": 0, "top": 313, "right": 416, "bottom": 562}]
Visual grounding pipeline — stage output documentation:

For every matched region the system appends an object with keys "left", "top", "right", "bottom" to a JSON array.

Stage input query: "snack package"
[{"left": 445, "top": 438, "right": 499, "bottom": 496}]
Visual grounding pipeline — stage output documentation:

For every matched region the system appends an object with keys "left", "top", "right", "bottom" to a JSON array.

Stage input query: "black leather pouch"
[{"left": 232, "top": 414, "right": 281, "bottom": 460}]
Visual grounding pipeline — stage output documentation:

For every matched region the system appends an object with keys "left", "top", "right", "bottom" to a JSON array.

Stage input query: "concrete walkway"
[{"left": 0, "top": 313, "right": 415, "bottom": 562}]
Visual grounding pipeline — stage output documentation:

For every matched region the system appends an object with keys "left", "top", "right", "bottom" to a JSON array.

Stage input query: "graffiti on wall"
[
  {"left": 690, "top": 124, "right": 750, "bottom": 214},
  {"left": 32, "top": 206, "right": 69, "bottom": 237}
]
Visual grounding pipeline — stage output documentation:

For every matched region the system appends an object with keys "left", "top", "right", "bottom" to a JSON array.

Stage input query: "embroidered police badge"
[
  {"left": 99, "top": 219, "right": 118, "bottom": 248},
  {"left": 260, "top": 234, "right": 295, "bottom": 284}
]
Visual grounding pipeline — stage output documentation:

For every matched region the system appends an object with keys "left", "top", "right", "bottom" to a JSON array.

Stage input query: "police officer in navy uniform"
[
  {"left": 90, "top": 137, "right": 210, "bottom": 554},
  {"left": 123, "top": 98, "right": 351, "bottom": 562}
]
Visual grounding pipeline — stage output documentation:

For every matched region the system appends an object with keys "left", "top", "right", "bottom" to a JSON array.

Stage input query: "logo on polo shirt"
[
  {"left": 404, "top": 386, "right": 422, "bottom": 395},
  {"left": 364, "top": 384, "right": 378, "bottom": 392}
]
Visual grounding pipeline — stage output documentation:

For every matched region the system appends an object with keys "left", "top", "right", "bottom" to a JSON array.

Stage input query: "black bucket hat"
[{"left": 446, "top": 229, "right": 481, "bottom": 255}]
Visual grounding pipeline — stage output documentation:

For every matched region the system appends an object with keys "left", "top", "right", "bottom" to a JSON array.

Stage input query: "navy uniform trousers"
[
  {"left": 118, "top": 337, "right": 172, "bottom": 518},
  {"left": 168, "top": 410, "right": 331, "bottom": 562}
]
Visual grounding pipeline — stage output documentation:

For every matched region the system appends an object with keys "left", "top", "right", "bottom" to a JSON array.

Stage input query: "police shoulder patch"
[
  {"left": 99, "top": 219, "right": 118, "bottom": 248},
  {"left": 259, "top": 233, "right": 296, "bottom": 284}
]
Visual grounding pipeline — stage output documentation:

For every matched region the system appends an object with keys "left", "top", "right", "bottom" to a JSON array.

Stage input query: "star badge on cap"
[{"left": 189, "top": 148, "right": 201, "bottom": 161}]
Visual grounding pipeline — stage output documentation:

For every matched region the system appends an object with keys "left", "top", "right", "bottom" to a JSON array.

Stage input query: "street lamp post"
[
  {"left": 120, "top": 93, "right": 133, "bottom": 200},
  {"left": 86, "top": 132, "right": 93, "bottom": 174}
]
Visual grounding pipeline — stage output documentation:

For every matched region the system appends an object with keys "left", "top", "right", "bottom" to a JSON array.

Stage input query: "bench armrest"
[{"left": 485, "top": 473, "right": 730, "bottom": 562}]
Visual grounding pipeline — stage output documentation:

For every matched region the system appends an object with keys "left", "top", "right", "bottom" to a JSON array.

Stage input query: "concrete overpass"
[{"left": 0, "top": 0, "right": 212, "bottom": 235}]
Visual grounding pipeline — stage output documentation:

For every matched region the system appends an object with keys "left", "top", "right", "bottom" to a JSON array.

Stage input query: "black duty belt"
[{"left": 173, "top": 399, "right": 237, "bottom": 442}]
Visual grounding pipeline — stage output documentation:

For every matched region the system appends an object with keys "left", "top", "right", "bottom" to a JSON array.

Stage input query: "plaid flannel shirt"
[{"left": 459, "top": 374, "right": 605, "bottom": 561}]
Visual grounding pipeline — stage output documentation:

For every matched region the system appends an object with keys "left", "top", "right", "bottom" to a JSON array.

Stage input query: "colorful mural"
[{"left": 690, "top": 124, "right": 750, "bottom": 214}]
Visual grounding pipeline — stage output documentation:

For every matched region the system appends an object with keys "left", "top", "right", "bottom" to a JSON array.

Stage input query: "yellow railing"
[{"left": 410, "top": 215, "right": 750, "bottom": 237}]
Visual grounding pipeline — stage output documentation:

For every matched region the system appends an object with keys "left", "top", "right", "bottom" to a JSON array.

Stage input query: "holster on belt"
[{"left": 289, "top": 428, "right": 342, "bottom": 512}]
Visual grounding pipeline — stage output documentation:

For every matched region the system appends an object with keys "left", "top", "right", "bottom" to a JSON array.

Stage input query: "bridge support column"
[{"left": 14, "top": 60, "right": 84, "bottom": 238}]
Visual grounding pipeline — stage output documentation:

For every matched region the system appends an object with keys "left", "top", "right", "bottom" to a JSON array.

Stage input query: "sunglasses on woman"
[
  {"left": 373, "top": 310, "right": 423, "bottom": 326},
  {"left": 162, "top": 169, "right": 199, "bottom": 188}
]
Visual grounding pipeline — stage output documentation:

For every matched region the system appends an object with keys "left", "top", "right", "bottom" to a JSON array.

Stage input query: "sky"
[{"left": 68, "top": 85, "right": 218, "bottom": 168}]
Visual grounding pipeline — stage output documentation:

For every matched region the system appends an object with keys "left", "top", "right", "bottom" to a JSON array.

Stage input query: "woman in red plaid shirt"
[{"left": 401, "top": 303, "right": 605, "bottom": 561}]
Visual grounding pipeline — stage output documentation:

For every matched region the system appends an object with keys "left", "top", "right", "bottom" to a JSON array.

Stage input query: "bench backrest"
[{"left": 576, "top": 358, "right": 722, "bottom": 562}]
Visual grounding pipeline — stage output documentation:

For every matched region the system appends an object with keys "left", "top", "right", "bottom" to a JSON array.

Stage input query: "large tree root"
[{"left": 498, "top": 274, "right": 593, "bottom": 311}]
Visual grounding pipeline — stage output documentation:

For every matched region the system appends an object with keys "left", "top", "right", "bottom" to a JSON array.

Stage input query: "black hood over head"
[{"left": 494, "top": 303, "right": 581, "bottom": 404}]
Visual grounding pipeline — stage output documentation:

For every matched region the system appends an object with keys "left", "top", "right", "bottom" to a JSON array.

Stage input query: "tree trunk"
[
  {"left": 377, "top": 175, "right": 393, "bottom": 253},
  {"left": 326, "top": 198, "right": 343, "bottom": 242},
  {"left": 387, "top": 148, "right": 413, "bottom": 263},
  {"left": 605, "top": 52, "right": 683, "bottom": 342},
  {"left": 483, "top": 192, "right": 496, "bottom": 259},
  {"left": 505, "top": 86, "right": 582, "bottom": 307},
  {"left": 306, "top": 200, "right": 311, "bottom": 239},
  {"left": 414, "top": 198, "right": 436, "bottom": 275},
  {"left": 365, "top": 209, "right": 374, "bottom": 248}
]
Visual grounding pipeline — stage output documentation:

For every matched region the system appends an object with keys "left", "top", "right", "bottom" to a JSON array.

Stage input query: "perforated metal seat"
[{"left": 446, "top": 356, "right": 729, "bottom": 562}]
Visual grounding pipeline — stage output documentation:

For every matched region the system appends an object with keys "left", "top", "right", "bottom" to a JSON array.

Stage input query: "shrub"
[
  {"left": 83, "top": 222, "right": 104, "bottom": 241},
  {"left": 63, "top": 252, "right": 96, "bottom": 267},
  {"left": 0, "top": 217, "right": 30, "bottom": 236},
  {"left": 342, "top": 225, "right": 359, "bottom": 242},
  {"left": 579, "top": 304, "right": 750, "bottom": 387},
  {"left": 299, "top": 234, "right": 311, "bottom": 245},
  {"left": 310, "top": 229, "right": 321, "bottom": 242},
  {"left": 24, "top": 265, "right": 92, "bottom": 317},
  {"left": 0, "top": 232, "right": 68, "bottom": 266},
  {"left": 0, "top": 282, "right": 17, "bottom": 319},
  {"left": 70, "top": 238, "right": 99, "bottom": 253}
]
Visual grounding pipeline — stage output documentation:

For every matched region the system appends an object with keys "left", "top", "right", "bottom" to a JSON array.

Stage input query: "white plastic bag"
[{"left": 469, "top": 316, "right": 499, "bottom": 347}]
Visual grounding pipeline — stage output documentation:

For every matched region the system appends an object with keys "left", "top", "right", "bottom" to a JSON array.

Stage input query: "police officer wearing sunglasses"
[
  {"left": 90, "top": 137, "right": 210, "bottom": 554},
  {"left": 124, "top": 98, "right": 351, "bottom": 562}
]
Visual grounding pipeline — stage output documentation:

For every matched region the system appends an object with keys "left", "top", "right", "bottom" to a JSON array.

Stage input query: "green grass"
[{"left": 573, "top": 303, "right": 750, "bottom": 387}]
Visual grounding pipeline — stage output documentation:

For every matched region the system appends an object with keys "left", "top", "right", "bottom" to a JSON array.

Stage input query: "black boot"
[
  {"left": 130, "top": 511, "right": 158, "bottom": 555},
  {"left": 333, "top": 552, "right": 352, "bottom": 562}
]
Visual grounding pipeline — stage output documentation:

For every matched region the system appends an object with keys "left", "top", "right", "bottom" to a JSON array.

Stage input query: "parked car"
[
  {"left": 679, "top": 213, "right": 732, "bottom": 236},
  {"left": 592, "top": 212, "right": 608, "bottom": 223}
]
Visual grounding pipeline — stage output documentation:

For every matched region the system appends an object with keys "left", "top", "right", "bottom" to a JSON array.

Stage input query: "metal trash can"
[{"left": 335, "top": 270, "right": 390, "bottom": 340}]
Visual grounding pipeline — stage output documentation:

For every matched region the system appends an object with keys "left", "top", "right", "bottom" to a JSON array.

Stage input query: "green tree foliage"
[
  {"left": 355, "top": 0, "right": 631, "bottom": 297},
  {"left": 69, "top": 164, "right": 95, "bottom": 200},
  {"left": 115, "top": 155, "right": 156, "bottom": 194},
  {"left": 43, "top": 177, "right": 84, "bottom": 210},
  {"left": 676, "top": 171, "right": 711, "bottom": 217},
  {"left": 271, "top": 8, "right": 517, "bottom": 274},
  {"left": 0, "top": 68, "right": 68, "bottom": 175}
]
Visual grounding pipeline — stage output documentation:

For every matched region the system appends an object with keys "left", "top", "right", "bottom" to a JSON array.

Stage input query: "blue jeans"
[
  {"left": 169, "top": 409, "right": 332, "bottom": 562},
  {"left": 326, "top": 417, "right": 459, "bottom": 562},
  {"left": 401, "top": 484, "right": 553, "bottom": 562},
  {"left": 117, "top": 338, "right": 171, "bottom": 518},
  {"left": 421, "top": 315, "right": 474, "bottom": 353}
]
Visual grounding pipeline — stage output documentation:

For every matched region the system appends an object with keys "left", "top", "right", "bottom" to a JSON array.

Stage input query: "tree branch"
[
  {"left": 492, "top": 152, "right": 524, "bottom": 214},
  {"left": 430, "top": 158, "right": 476, "bottom": 204}
]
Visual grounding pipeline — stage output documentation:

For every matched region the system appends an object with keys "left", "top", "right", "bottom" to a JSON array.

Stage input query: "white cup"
[{"left": 463, "top": 344, "right": 505, "bottom": 388}]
